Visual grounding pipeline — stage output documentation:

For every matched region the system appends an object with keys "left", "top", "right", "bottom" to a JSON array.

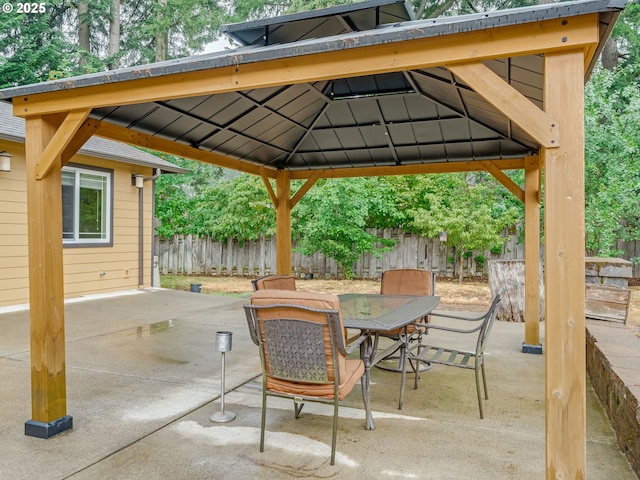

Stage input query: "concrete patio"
[{"left": 0, "top": 288, "right": 635, "bottom": 479}]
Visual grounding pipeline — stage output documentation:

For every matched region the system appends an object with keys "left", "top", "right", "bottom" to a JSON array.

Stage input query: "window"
[{"left": 62, "top": 165, "right": 113, "bottom": 246}]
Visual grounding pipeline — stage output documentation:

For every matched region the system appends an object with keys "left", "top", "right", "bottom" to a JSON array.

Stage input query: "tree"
[
  {"left": 293, "top": 178, "right": 397, "bottom": 278},
  {"left": 122, "top": 0, "right": 224, "bottom": 64},
  {"left": 196, "top": 174, "right": 275, "bottom": 241},
  {"left": 108, "top": 0, "right": 122, "bottom": 69},
  {"left": 154, "top": 156, "right": 225, "bottom": 238},
  {"left": 408, "top": 174, "right": 520, "bottom": 282},
  {"left": 584, "top": 67, "right": 640, "bottom": 256},
  {"left": 599, "top": 2, "right": 640, "bottom": 71},
  {"left": 0, "top": 0, "right": 225, "bottom": 87},
  {"left": 0, "top": 6, "right": 85, "bottom": 87}
]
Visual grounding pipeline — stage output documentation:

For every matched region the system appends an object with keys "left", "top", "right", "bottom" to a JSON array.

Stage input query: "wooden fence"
[{"left": 154, "top": 229, "right": 526, "bottom": 279}]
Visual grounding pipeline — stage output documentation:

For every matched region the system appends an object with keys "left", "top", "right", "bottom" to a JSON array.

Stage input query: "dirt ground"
[
  {"left": 195, "top": 276, "right": 640, "bottom": 326},
  {"left": 199, "top": 276, "right": 489, "bottom": 308}
]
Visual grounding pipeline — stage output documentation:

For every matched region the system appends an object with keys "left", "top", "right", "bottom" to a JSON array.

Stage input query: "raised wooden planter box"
[
  {"left": 585, "top": 284, "right": 631, "bottom": 324},
  {"left": 585, "top": 257, "right": 632, "bottom": 325}
]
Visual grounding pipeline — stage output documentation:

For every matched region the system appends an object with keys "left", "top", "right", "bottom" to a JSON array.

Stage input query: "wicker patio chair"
[
  {"left": 401, "top": 294, "right": 501, "bottom": 419},
  {"left": 251, "top": 274, "right": 297, "bottom": 291},
  {"left": 244, "top": 289, "right": 366, "bottom": 465},
  {"left": 377, "top": 269, "right": 436, "bottom": 373}
]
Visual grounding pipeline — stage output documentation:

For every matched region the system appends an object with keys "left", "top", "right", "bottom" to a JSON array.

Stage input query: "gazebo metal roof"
[{"left": 0, "top": 0, "right": 623, "bottom": 175}]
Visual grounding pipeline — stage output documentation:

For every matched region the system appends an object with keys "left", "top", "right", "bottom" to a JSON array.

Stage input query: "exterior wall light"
[
  {"left": 0, "top": 151, "right": 12, "bottom": 172},
  {"left": 131, "top": 173, "right": 144, "bottom": 189}
]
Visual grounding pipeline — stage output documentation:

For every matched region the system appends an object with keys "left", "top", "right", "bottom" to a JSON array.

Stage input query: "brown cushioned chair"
[
  {"left": 251, "top": 274, "right": 297, "bottom": 291},
  {"left": 244, "top": 289, "right": 365, "bottom": 465},
  {"left": 377, "top": 269, "right": 436, "bottom": 373}
]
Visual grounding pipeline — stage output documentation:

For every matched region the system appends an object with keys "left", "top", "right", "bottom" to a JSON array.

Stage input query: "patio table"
[{"left": 339, "top": 293, "right": 440, "bottom": 430}]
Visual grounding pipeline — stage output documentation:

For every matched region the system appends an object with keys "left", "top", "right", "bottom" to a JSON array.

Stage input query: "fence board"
[{"left": 155, "top": 231, "right": 640, "bottom": 279}]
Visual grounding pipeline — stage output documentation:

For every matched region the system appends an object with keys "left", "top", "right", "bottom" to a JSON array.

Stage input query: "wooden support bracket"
[
  {"left": 261, "top": 169, "right": 278, "bottom": 208},
  {"left": 61, "top": 119, "right": 101, "bottom": 165},
  {"left": 35, "top": 109, "right": 91, "bottom": 179},
  {"left": 291, "top": 171, "right": 321, "bottom": 208},
  {"left": 447, "top": 62, "right": 559, "bottom": 149},
  {"left": 480, "top": 160, "right": 525, "bottom": 203}
]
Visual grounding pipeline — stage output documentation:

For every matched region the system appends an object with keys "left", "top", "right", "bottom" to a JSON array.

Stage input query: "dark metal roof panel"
[
  {"left": 0, "top": 102, "right": 188, "bottom": 173},
  {"left": 221, "top": 0, "right": 414, "bottom": 46}
]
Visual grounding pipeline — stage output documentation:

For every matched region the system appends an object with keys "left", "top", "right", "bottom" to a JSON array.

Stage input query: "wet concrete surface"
[{"left": 0, "top": 288, "right": 635, "bottom": 479}]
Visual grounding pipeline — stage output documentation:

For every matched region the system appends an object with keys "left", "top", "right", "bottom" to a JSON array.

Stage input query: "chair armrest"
[
  {"left": 430, "top": 310, "right": 487, "bottom": 322},
  {"left": 344, "top": 331, "right": 369, "bottom": 356},
  {"left": 411, "top": 320, "right": 483, "bottom": 335}
]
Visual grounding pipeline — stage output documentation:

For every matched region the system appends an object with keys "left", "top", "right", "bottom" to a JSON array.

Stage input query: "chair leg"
[
  {"left": 294, "top": 399, "right": 304, "bottom": 418},
  {"left": 398, "top": 346, "right": 409, "bottom": 410},
  {"left": 260, "top": 391, "right": 267, "bottom": 452},
  {"left": 481, "top": 361, "right": 488, "bottom": 399},
  {"left": 474, "top": 365, "right": 484, "bottom": 419},
  {"left": 330, "top": 400, "right": 339, "bottom": 465}
]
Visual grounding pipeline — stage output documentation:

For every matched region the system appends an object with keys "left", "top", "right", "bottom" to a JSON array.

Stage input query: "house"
[{"left": 0, "top": 101, "right": 187, "bottom": 308}]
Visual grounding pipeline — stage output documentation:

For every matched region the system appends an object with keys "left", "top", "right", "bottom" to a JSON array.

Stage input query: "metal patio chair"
[
  {"left": 251, "top": 274, "right": 297, "bottom": 291},
  {"left": 244, "top": 289, "right": 366, "bottom": 465},
  {"left": 377, "top": 269, "right": 436, "bottom": 373},
  {"left": 400, "top": 294, "right": 501, "bottom": 419}
]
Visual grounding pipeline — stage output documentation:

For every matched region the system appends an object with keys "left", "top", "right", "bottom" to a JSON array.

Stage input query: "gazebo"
[{"left": 0, "top": 0, "right": 627, "bottom": 477}]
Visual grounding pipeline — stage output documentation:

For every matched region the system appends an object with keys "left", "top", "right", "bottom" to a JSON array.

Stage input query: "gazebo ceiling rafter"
[
  {"left": 405, "top": 70, "right": 533, "bottom": 151},
  {"left": 371, "top": 97, "right": 401, "bottom": 165},
  {"left": 280, "top": 103, "right": 331, "bottom": 170}
]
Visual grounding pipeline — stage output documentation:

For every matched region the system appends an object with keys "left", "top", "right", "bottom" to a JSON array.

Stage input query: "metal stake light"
[{"left": 209, "top": 331, "right": 236, "bottom": 423}]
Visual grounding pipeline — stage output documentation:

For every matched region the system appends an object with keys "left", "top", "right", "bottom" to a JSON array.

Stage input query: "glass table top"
[{"left": 339, "top": 294, "right": 440, "bottom": 331}]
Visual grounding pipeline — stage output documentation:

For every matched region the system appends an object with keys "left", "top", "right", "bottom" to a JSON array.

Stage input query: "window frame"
[{"left": 62, "top": 163, "right": 114, "bottom": 248}]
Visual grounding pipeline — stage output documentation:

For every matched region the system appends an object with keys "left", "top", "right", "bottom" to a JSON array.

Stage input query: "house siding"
[{"left": 0, "top": 139, "right": 154, "bottom": 307}]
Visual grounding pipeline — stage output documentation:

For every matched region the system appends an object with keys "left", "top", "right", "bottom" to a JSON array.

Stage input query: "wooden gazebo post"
[
  {"left": 543, "top": 49, "right": 586, "bottom": 479},
  {"left": 275, "top": 169, "right": 292, "bottom": 275},
  {"left": 523, "top": 155, "right": 542, "bottom": 354},
  {"left": 23, "top": 115, "right": 72, "bottom": 438}
]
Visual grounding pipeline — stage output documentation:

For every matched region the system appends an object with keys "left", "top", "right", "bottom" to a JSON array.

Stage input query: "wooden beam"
[
  {"left": 43, "top": 113, "right": 489, "bottom": 185},
  {"left": 260, "top": 169, "right": 277, "bottom": 208},
  {"left": 24, "top": 115, "right": 72, "bottom": 437},
  {"left": 95, "top": 120, "right": 265, "bottom": 176},
  {"left": 275, "top": 170, "right": 292, "bottom": 275},
  {"left": 61, "top": 119, "right": 101, "bottom": 165},
  {"left": 14, "top": 15, "right": 599, "bottom": 117},
  {"left": 524, "top": 155, "right": 541, "bottom": 351},
  {"left": 99, "top": 117, "right": 525, "bottom": 181},
  {"left": 448, "top": 63, "right": 558, "bottom": 149},
  {"left": 289, "top": 158, "right": 525, "bottom": 180},
  {"left": 543, "top": 50, "right": 586, "bottom": 479},
  {"left": 480, "top": 160, "right": 525, "bottom": 203},
  {"left": 291, "top": 171, "right": 321, "bottom": 208},
  {"left": 35, "top": 109, "right": 90, "bottom": 179}
]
